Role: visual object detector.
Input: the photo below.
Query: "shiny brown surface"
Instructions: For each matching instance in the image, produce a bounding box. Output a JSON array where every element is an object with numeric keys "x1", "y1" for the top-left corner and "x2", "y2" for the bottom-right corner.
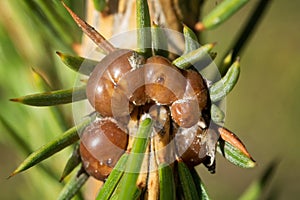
[
  {"x1": 175, "y1": 126, "x2": 207, "y2": 167},
  {"x1": 80, "y1": 118, "x2": 128, "y2": 181},
  {"x1": 86, "y1": 49, "x2": 134, "y2": 117},
  {"x1": 80, "y1": 143, "x2": 113, "y2": 181},
  {"x1": 183, "y1": 69, "x2": 211, "y2": 125},
  {"x1": 183, "y1": 69, "x2": 209, "y2": 111},
  {"x1": 145, "y1": 56, "x2": 186, "y2": 105},
  {"x1": 170, "y1": 98, "x2": 199, "y2": 128},
  {"x1": 117, "y1": 67, "x2": 148, "y2": 106}
]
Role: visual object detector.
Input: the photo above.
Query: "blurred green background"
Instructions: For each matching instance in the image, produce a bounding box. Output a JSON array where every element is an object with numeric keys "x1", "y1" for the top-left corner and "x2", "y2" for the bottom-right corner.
[{"x1": 0, "y1": 0, "x2": 299, "y2": 199}]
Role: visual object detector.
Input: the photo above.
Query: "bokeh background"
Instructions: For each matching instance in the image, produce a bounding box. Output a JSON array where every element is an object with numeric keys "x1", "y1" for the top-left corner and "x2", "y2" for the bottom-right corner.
[{"x1": 0, "y1": 0, "x2": 299, "y2": 199}]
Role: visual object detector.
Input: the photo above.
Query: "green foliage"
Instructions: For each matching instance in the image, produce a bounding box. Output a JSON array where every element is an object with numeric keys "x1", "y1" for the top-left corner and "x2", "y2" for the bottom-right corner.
[
  {"x1": 10, "y1": 86, "x2": 87, "y2": 106},
  {"x1": 0, "y1": 1, "x2": 83, "y2": 199},
  {"x1": 209, "y1": 58, "x2": 240, "y2": 102},
  {"x1": 217, "y1": 139, "x2": 256, "y2": 168},
  {"x1": 178, "y1": 161, "x2": 200, "y2": 200},
  {"x1": 60, "y1": 143, "x2": 81, "y2": 182},
  {"x1": 96, "y1": 153, "x2": 129, "y2": 200},
  {"x1": 56, "y1": 51, "x2": 98, "y2": 75},
  {"x1": 172, "y1": 43, "x2": 215, "y2": 69},
  {"x1": 159, "y1": 163, "x2": 176, "y2": 200},
  {"x1": 10, "y1": 115, "x2": 94, "y2": 177},
  {"x1": 199, "y1": 0, "x2": 249, "y2": 30},
  {"x1": 152, "y1": 23, "x2": 169, "y2": 57},
  {"x1": 183, "y1": 24, "x2": 200, "y2": 54},
  {"x1": 136, "y1": 0, "x2": 152, "y2": 57},
  {"x1": 117, "y1": 118, "x2": 153, "y2": 199},
  {"x1": 57, "y1": 167, "x2": 88, "y2": 200}
]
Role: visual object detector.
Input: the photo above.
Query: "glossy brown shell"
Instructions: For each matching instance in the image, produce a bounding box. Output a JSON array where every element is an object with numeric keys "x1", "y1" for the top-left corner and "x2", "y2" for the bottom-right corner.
[
  {"x1": 183, "y1": 69, "x2": 211, "y2": 125},
  {"x1": 170, "y1": 98, "x2": 200, "y2": 128},
  {"x1": 86, "y1": 49, "x2": 134, "y2": 117},
  {"x1": 80, "y1": 118, "x2": 128, "y2": 181},
  {"x1": 144, "y1": 56, "x2": 186, "y2": 105},
  {"x1": 117, "y1": 66, "x2": 148, "y2": 106},
  {"x1": 175, "y1": 126, "x2": 207, "y2": 167}
]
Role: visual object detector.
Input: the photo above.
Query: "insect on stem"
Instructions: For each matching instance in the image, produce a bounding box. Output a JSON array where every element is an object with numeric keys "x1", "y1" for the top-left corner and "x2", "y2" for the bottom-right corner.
[{"x1": 62, "y1": 1, "x2": 116, "y2": 54}]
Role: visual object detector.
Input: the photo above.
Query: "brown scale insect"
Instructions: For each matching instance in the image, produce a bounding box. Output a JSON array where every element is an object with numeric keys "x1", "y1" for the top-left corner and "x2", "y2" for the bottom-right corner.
[
  {"x1": 80, "y1": 118, "x2": 128, "y2": 181},
  {"x1": 175, "y1": 125, "x2": 219, "y2": 170},
  {"x1": 144, "y1": 56, "x2": 186, "y2": 105},
  {"x1": 86, "y1": 49, "x2": 136, "y2": 117}
]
